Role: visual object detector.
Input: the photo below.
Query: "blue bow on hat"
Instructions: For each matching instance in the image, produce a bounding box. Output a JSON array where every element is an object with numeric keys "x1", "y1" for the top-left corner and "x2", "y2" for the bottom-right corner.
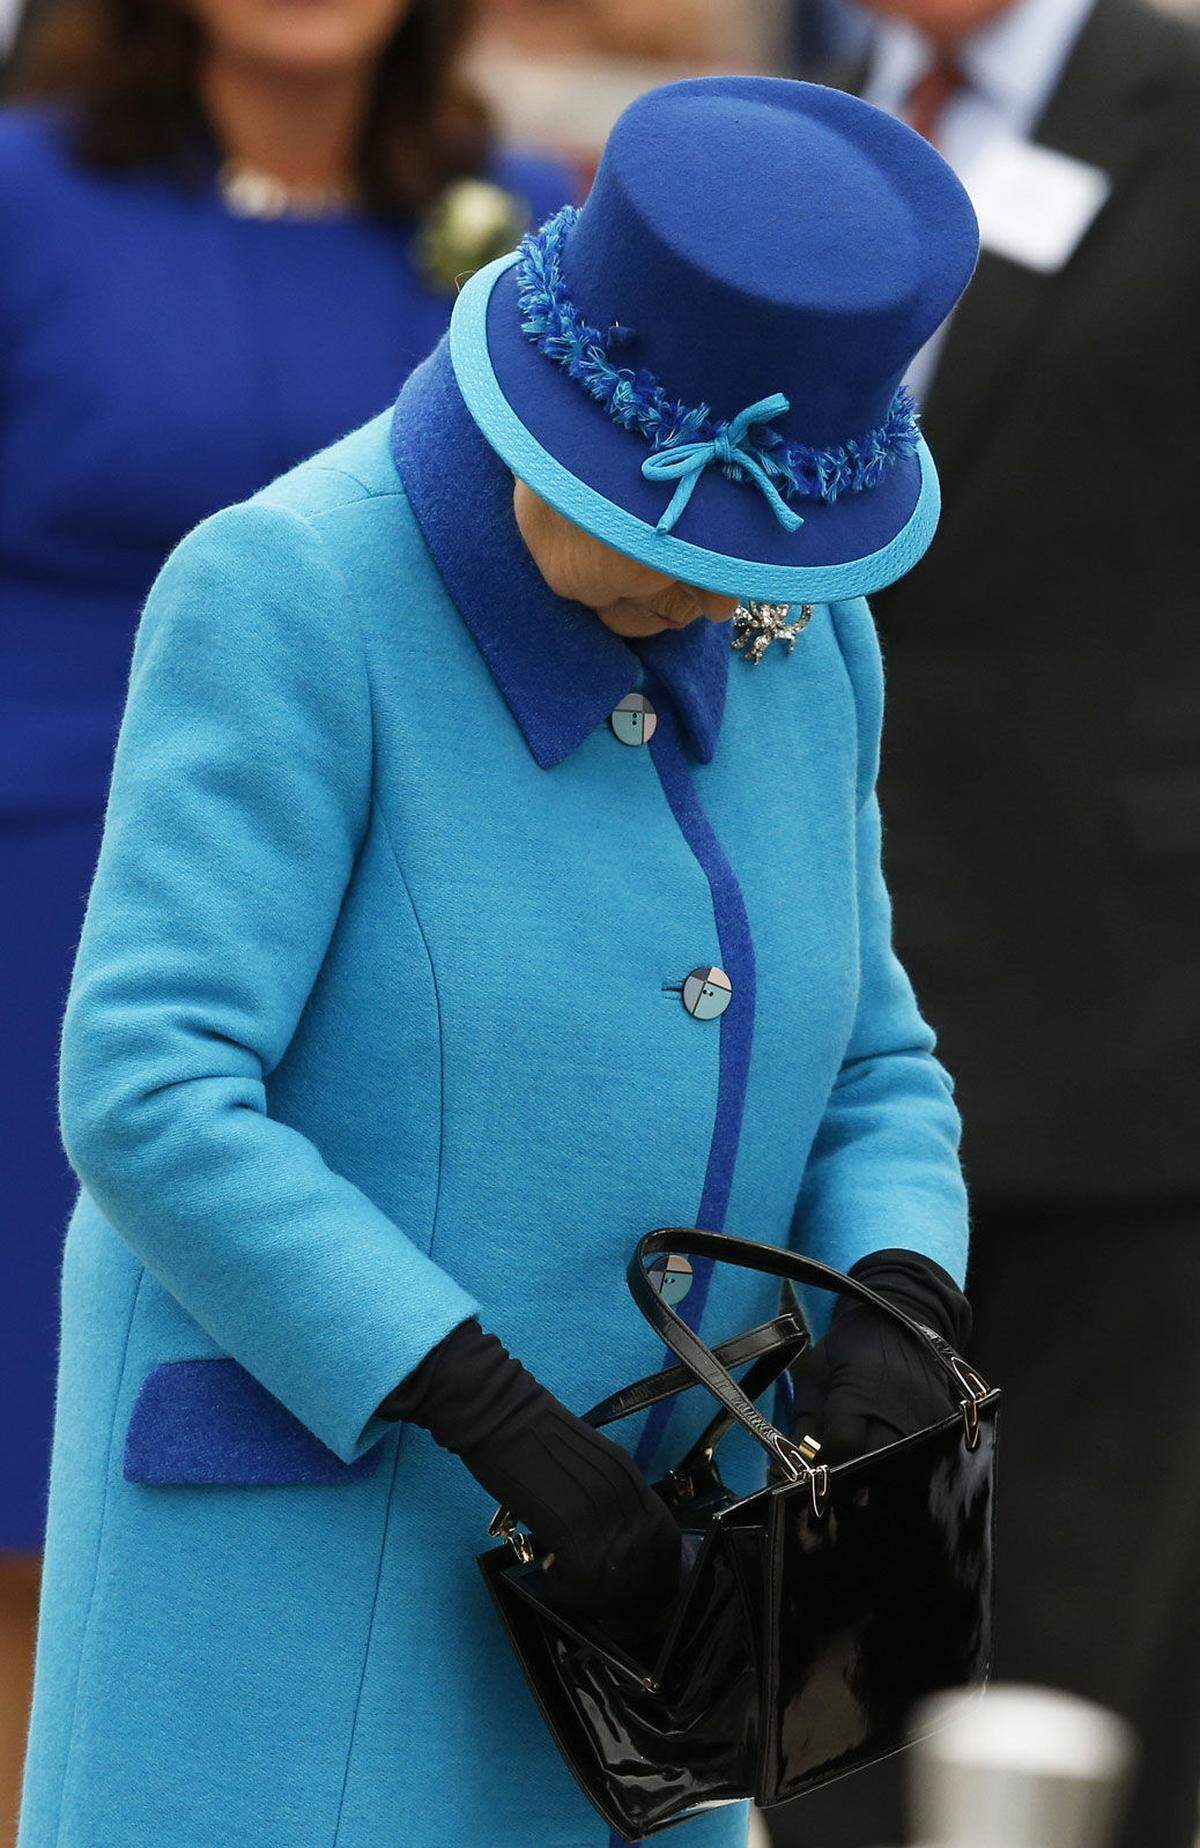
[{"x1": 641, "y1": 393, "x2": 805, "y2": 536}]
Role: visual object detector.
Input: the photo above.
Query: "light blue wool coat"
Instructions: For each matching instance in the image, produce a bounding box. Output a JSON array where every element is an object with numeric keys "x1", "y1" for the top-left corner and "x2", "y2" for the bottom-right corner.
[{"x1": 21, "y1": 343, "x2": 969, "y2": 1848}]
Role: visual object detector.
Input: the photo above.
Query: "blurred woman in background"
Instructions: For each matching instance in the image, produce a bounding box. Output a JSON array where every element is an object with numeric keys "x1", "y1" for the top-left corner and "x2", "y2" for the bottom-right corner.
[{"x1": 0, "y1": 0, "x2": 570, "y2": 1824}]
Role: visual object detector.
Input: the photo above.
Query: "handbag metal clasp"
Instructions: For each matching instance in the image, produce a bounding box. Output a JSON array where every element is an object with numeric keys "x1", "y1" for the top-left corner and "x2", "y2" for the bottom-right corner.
[
  {"x1": 488, "y1": 1504, "x2": 535, "y2": 1564},
  {"x1": 769, "y1": 1434, "x2": 824, "y2": 1522},
  {"x1": 807, "y1": 1464, "x2": 830, "y2": 1518},
  {"x1": 949, "y1": 1355, "x2": 991, "y2": 1451},
  {"x1": 769, "y1": 1430, "x2": 821, "y2": 1480},
  {"x1": 768, "y1": 1431, "x2": 829, "y2": 1515}
]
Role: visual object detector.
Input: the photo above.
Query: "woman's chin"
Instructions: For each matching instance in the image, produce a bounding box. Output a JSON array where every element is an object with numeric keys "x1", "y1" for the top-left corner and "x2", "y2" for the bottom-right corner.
[
  {"x1": 596, "y1": 603, "x2": 690, "y2": 639},
  {"x1": 229, "y1": 18, "x2": 384, "y2": 79}
]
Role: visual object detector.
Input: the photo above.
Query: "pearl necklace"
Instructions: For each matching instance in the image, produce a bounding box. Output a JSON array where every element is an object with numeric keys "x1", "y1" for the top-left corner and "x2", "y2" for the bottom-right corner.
[{"x1": 217, "y1": 160, "x2": 358, "y2": 221}]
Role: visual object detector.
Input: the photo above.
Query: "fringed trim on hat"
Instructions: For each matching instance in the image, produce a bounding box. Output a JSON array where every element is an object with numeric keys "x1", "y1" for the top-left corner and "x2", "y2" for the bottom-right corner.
[{"x1": 515, "y1": 205, "x2": 921, "y2": 509}]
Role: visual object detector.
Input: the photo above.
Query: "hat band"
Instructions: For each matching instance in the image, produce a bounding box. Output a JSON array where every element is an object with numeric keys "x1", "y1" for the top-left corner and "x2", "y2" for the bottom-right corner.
[{"x1": 516, "y1": 205, "x2": 921, "y2": 537}]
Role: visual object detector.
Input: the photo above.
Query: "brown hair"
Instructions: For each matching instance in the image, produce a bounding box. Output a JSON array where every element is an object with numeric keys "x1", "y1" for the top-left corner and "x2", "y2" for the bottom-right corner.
[{"x1": 9, "y1": 0, "x2": 493, "y2": 217}]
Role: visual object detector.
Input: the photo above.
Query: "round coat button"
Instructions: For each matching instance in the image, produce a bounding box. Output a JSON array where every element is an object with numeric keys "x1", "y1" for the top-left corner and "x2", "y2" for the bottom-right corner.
[
  {"x1": 647, "y1": 1252, "x2": 694, "y2": 1306},
  {"x1": 682, "y1": 966, "x2": 733, "y2": 1019},
  {"x1": 610, "y1": 691, "x2": 657, "y2": 746}
]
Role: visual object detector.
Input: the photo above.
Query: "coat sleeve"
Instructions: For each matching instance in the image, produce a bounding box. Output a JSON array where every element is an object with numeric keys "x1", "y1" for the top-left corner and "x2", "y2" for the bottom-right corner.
[
  {"x1": 790, "y1": 597, "x2": 969, "y2": 1305},
  {"x1": 59, "y1": 499, "x2": 480, "y2": 1463}
]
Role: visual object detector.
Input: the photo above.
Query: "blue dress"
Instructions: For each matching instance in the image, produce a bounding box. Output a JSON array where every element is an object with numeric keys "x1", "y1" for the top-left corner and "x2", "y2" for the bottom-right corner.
[{"x1": 0, "y1": 103, "x2": 572, "y2": 1551}]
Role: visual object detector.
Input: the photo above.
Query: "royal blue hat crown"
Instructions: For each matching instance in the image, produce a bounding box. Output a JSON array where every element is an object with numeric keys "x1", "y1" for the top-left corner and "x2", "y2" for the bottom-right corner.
[{"x1": 450, "y1": 77, "x2": 979, "y2": 601}]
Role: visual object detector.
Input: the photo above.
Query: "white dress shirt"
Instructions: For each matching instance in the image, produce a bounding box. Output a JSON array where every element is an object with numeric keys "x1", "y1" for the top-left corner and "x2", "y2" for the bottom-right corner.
[
  {"x1": 863, "y1": 0, "x2": 1097, "y2": 395},
  {"x1": 1, "y1": 0, "x2": 24, "y2": 55}
]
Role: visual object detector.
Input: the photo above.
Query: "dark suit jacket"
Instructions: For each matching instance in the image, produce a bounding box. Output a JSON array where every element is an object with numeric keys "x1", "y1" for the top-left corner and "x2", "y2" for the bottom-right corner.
[{"x1": 855, "y1": 0, "x2": 1200, "y2": 1205}]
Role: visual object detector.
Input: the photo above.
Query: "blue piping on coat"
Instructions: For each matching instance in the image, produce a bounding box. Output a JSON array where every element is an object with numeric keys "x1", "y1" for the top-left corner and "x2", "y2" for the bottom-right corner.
[{"x1": 631, "y1": 679, "x2": 757, "y2": 1477}]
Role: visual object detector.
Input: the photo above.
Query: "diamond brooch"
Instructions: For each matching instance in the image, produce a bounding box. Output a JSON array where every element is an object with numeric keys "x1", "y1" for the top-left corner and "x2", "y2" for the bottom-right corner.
[{"x1": 731, "y1": 602, "x2": 814, "y2": 665}]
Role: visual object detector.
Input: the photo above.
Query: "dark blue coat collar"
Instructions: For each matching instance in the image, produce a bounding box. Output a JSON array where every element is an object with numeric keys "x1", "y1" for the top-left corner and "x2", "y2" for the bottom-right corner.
[{"x1": 390, "y1": 340, "x2": 729, "y2": 769}]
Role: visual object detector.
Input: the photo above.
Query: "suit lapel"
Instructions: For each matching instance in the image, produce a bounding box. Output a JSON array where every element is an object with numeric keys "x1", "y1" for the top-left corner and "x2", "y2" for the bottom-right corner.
[{"x1": 918, "y1": 0, "x2": 1179, "y2": 488}]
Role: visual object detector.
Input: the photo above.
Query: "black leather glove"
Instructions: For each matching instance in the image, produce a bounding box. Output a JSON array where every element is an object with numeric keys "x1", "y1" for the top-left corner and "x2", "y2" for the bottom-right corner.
[
  {"x1": 789, "y1": 1249, "x2": 972, "y2": 1464},
  {"x1": 378, "y1": 1318, "x2": 682, "y2": 1621}
]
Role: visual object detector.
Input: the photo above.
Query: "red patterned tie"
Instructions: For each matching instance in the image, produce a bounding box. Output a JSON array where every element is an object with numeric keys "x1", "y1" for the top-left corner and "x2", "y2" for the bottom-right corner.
[{"x1": 903, "y1": 53, "x2": 967, "y2": 146}]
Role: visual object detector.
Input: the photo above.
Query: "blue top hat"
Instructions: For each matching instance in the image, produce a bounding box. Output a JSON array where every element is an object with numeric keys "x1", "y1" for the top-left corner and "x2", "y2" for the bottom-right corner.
[{"x1": 450, "y1": 77, "x2": 979, "y2": 602}]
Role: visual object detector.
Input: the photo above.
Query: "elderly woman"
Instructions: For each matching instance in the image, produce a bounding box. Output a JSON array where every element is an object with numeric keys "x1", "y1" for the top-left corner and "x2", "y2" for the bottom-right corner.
[{"x1": 21, "y1": 77, "x2": 979, "y2": 1848}]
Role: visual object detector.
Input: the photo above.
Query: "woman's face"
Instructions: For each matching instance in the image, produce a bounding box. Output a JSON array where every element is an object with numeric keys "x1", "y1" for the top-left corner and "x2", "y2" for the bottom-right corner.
[
  {"x1": 858, "y1": 0, "x2": 1012, "y2": 42},
  {"x1": 513, "y1": 481, "x2": 739, "y2": 640},
  {"x1": 185, "y1": 0, "x2": 411, "y2": 76}
]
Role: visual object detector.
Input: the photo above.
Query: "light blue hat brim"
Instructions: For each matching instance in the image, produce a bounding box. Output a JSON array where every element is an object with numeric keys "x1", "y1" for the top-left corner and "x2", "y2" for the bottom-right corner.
[{"x1": 450, "y1": 252, "x2": 941, "y2": 603}]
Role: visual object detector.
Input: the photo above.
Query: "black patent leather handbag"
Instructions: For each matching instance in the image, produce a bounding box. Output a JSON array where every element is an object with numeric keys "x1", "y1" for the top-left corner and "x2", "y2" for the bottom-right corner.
[{"x1": 479, "y1": 1227, "x2": 999, "y2": 1841}]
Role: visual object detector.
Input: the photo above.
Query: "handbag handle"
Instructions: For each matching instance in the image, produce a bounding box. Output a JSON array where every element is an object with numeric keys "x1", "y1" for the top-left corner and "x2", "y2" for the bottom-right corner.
[
  {"x1": 582, "y1": 1310, "x2": 807, "y2": 1430},
  {"x1": 488, "y1": 1228, "x2": 990, "y2": 1556},
  {"x1": 487, "y1": 1309, "x2": 809, "y2": 1558},
  {"x1": 628, "y1": 1227, "x2": 990, "y2": 1485}
]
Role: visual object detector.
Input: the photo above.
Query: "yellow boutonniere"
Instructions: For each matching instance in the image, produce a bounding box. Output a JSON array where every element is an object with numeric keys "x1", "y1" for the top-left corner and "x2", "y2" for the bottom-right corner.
[{"x1": 416, "y1": 179, "x2": 531, "y2": 294}]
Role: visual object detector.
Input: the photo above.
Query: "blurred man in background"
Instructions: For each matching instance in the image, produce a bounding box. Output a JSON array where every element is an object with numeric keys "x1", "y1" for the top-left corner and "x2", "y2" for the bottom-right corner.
[{"x1": 771, "y1": 0, "x2": 1200, "y2": 1844}]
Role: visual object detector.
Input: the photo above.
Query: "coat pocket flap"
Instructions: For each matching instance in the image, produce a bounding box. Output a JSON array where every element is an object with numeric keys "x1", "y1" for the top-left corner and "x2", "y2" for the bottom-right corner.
[{"x1": 124, "y1": 1358, "x2": 383, "y2": 1487}]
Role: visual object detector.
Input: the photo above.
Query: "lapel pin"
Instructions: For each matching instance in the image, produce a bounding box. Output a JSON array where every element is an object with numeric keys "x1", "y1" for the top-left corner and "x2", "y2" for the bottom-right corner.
[{"x1": 732, "y1": 602, "x2": 813, "y2": 664}]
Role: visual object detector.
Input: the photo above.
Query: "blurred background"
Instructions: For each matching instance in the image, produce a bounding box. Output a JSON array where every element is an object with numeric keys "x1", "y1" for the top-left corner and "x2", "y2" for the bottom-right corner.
[{"x1": 1, "y1": 1, "x2": 1197, "y2": 1845}]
